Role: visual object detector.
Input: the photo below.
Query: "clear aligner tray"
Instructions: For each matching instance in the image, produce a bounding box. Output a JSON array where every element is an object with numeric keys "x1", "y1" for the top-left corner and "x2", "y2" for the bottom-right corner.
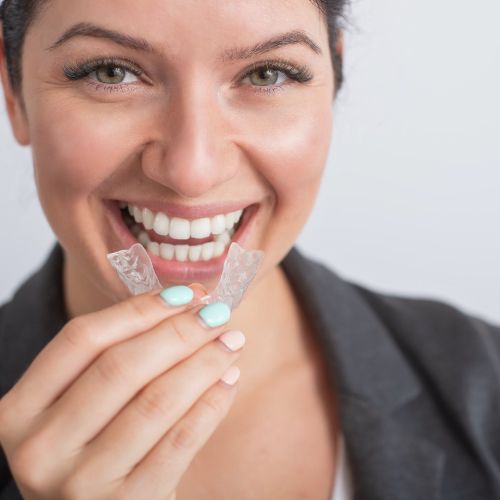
[{"x1": 107, "y1": 242, "x2": 264, "y2": 310}]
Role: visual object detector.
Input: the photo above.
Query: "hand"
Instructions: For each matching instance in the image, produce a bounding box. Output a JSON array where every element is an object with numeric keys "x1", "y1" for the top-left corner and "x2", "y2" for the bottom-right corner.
[{"x1": 0, "y1": 284, "x2": 244, "y2": 499}]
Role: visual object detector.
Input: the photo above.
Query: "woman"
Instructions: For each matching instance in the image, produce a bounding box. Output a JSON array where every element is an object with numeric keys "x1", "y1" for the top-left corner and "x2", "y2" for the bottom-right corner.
[{"x1": 0, "y1": 1, "x2": 499, "y2": 499}]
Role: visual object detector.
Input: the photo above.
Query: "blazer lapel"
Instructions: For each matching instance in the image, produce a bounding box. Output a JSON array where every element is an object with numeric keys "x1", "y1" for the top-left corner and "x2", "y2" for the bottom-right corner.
[
  {"x1": 281, "y1": 246, "x2": 446, "y2": 500},
  {"x1": 0, "y1": 243, "x2": 68, "y2": 398}
]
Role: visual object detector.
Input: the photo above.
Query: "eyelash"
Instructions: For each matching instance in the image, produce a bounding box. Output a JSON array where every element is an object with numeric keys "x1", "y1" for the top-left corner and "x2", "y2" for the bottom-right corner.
[{"x1": 62, "y1": 56, "x2": 314, "y2": 96}]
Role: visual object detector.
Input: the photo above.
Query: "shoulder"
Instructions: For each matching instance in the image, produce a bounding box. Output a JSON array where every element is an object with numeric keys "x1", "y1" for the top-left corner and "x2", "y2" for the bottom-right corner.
[
  {"x1": 290, "y1": 245, "x2": 500, "y2": 361},
  {"x1": 0, "y1": 243, "x2": 67, "y2": 398},
  {"x1": 283, "y1": 247, "x2": 500, "y2": 497},
  {"x1": 285, "y1": 245, "x2": 500, "y2": 351},
  {"x1": 283, "y1": 245, "x2": 500, "y2": 405},
  {"x1": 352, "y1": 280, "x2": 500, "y2": 370}
]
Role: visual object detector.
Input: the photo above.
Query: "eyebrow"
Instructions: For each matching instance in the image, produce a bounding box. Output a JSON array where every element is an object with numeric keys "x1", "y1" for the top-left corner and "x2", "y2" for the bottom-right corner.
[
  {"x1": 220, "y1": 29, "x2": 322, "y2": 61},
  {"x1": 46, "y1": 22, "x2": 322, "y2": 61}
]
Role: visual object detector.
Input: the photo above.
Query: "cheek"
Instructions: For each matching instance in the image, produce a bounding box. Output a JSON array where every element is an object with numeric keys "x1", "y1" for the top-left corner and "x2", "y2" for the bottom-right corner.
[
  {"x1": 29, "y1": 98, "x2": 140, "y2": 204},
  {"x1": 239, "y1": 97, "x2": 333, "y2": 229}
]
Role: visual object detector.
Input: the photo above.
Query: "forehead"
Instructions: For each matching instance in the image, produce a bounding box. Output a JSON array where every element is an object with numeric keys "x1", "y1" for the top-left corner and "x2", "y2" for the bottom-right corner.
[{"x1": 32, "y1": 0, "x2": 327, "y2": 61}]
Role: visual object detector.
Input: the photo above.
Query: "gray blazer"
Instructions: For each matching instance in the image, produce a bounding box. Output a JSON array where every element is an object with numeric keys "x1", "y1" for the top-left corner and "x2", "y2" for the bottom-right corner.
[{"x1": 1, "y1": 243, "x2": 500, "y2": 500}]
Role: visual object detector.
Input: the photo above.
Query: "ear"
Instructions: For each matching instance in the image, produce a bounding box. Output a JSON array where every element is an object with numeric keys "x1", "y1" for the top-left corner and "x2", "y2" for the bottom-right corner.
[
  {"x1": 335, "y1": 29, "x2": 344, "y2": 58},
  {"x1": 0, "y1": 31, "x2": 30, "y2": 146},
  {"x1": 332, "y1": 30, "x2": 344, "y2": 99}
]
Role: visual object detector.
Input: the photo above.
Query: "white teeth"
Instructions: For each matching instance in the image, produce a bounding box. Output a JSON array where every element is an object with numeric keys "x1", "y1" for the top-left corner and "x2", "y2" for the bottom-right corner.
[
  {"x1": 142, "y1": 208, "x2": 155, "y2": 231},
  {"x1": 127, "y1": 204, "x2": 245, "y2": 239},
  {"x1": 201, "y1": 242, "x2": 215, "y2": 261},
  {"x1": 225, "y1": 212, "x2": 235, "y2": 230},
  {"x1": 147, "y1": 241, "x2": 160, "y2": 256},
  {"x1": 137, "y1": 232, "x2": 231, "y2": 263},
  {"x1": 169, "y1": 217, "x2": 191, "y2": 240},
  {"x1": 188, "y1": 244, "x2": 202, "y2": 262},
  {"x1": 153, "y1": 212, "x2": 169, "y2": 236},
  {"x1": 125, "y1": 203, "x2": 248, "y2": 261},
  {"x1": 133, "y1": 206, "x2": 143, "y2": 224},
  {"x1": 215, "y1": 230, "x2": 231, "y2": 246},
  {"x1": 175, "y1": 244, "x2": 189, "y2": 262},
  {"x1": 210, "y1": 214, "x2": 226, "y2": 235},
  {"x1": 190, "y1": 217, "x2": 211, "y2": 239},
  {"x1": 214, "y1": 241, "x2": 225, "y2": 257},
  {"x1": 160, "y1": 243, "x2": 175, "y2": 260}
]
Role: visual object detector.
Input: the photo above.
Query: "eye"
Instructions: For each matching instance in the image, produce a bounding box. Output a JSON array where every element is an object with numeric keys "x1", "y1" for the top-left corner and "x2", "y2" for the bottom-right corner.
[
  {"x1": 246, "y1": 67, "x2": 287, "y2": 87},
  {"x1": 93, "y1": 64, "x2": 139, "y2": 85},
  {"x1": 63, "y1": 57, "x2": 143, "y2": 91},
  {"x1": 238, "y1": 59, "x2": 313, "y2": 94}
]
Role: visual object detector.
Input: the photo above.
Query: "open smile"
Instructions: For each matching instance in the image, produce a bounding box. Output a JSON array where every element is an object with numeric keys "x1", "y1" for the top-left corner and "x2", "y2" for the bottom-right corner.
[{"x1": 106, "y1": 200, "x2": 260, "y2": 283}]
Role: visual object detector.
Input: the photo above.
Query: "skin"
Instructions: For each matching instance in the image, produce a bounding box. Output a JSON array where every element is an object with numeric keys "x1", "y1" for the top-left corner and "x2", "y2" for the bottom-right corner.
[{"x1": 1, "y1": 0, "x2": 344, "y2": 497}]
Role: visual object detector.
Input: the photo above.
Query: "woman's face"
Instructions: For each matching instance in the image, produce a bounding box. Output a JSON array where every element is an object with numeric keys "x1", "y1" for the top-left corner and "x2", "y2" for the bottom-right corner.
[{"x1": 2, "y1": 0, "x2": 335, "y2": 304}]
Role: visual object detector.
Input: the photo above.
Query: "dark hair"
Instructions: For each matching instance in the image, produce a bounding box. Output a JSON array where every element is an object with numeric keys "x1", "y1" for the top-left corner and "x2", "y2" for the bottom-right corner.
[{"x1": 0, "y1": 0, "x2": 348, "y2": 97}]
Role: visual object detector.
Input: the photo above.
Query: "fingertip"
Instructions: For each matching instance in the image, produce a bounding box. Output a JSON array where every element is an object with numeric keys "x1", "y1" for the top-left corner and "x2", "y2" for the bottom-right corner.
[{"x1": 188, "y1": 283, "x2": 210, "y2": 300}]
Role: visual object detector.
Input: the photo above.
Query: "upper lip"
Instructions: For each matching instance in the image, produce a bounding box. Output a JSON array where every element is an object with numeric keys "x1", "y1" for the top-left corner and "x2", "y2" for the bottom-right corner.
[{"x1": 118, "y1": 200, "x2": 256, "y2": 219}]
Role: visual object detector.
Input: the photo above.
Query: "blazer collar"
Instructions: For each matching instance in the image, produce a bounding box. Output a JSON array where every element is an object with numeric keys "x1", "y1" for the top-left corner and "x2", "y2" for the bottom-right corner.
[
  {"x1": 1, "y1": 242, "x2": 445, "y2": 498},
  {"x1": 281, "y1": 246, "x2": 446, "y2": 500}
]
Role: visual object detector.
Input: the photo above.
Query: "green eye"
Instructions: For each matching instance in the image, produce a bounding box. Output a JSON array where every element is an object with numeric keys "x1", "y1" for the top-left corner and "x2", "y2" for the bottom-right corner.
[
  {"x1": 239, "y1": 60, "x2": 313, "y2": 91},
  {"x1": 248, "y1": 67, "x2": 282, "y2": 86},
  {"x1": 95, "y1": 65, "x2": 127, "y2": 84}
]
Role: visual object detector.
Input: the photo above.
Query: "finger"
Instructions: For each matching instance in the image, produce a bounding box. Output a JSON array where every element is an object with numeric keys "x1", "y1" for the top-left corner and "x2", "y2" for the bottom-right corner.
[
  {"x1": 36, "y1": 302, "x2": 237, "y2": 454},
  {"x1": 72, "y1": 338, "x2": 242, "y2": 487},
  {"x1": 6, "y1": 284, "x2": 207, "y2": 417},
  {"x1": 120, "y1": 378, "x2": 239, "y2": 500}
]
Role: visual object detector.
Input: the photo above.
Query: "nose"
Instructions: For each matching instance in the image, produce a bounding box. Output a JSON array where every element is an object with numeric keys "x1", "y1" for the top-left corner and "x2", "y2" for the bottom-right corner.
[{"x1": 141, "y1": 80, "x2": 238, "y2": 199}]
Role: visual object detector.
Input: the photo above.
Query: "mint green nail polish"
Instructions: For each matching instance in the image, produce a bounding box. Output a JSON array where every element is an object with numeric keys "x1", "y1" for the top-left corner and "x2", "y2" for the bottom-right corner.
[
  {"x1": 199, "y1": 302, "x2": 231, "y2": 328},
  {"x1": 160, "y1": 286, "x2": 194, "y2": 306}
]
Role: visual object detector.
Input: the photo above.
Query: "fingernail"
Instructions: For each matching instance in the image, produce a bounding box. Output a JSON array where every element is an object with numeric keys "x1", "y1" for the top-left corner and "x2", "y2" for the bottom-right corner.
[
  {"x1": 160, "y1": 285, "x2": 194, "y2": 306},
  {"x1": 198, "y1": 302, "x2": 231, "y2": 328},
  {"x1": 220, "y1": 366, "x2": 241, "y2": 386},
  {"x1": 218, "y1": 330, "x2": 245, "y2": 351}
]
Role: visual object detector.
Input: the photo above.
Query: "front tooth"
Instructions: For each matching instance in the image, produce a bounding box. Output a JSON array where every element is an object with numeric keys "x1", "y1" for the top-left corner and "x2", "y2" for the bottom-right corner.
[
  {"x1": 128, "y1": 204, "x2": 134, "y2": 216},
  {"x1": 160, "y1": 243, "x2": 175, "y2": 260},
  {"x1": 201, "y1": 242, "x2": 215, "y2": 261},
  {"x1": 211, "y1": 214, "x2": 226, "y2": 235},
  {"x1": 215, "y1": 230, "x2": 231, "y2": 246},
  {"x1": 225, "y1": 212, "x2": 235, "y2": 230},
  {"x1": 169, "y1": 218, "x2": 191, "y2": 239},
  {"x1": 190, "y1": 218, "x2": 211, "y2": 239},
  {"x1": 142, "y1": 208, "x2": 155, "y2": 230},
  {"x1": 133, "y1": 206, "x2": 143, "y2": 223},
  {"x1": 175, "y1": 244, "x2": 189, "y2": 261},
  {"x1": 153, "y1": 212, "x2": 169, "y2": 236},
  {"x1": 214, "y1": 241, "x2": 225, "y2": 257},
  {"x1": 147, "y1": 241, "x2": 160, "y2": 256},
  {"x1": 188, "y1": 244, "x2": 202, "y2": 262}
]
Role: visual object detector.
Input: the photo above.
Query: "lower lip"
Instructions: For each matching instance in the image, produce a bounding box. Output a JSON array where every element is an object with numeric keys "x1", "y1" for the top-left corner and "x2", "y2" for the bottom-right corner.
[{"x1": 105, "y1": 201, "x2": 259, "y2": 283}]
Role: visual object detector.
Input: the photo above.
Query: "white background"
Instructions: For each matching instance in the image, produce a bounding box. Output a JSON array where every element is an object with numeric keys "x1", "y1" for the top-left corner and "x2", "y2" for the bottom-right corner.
[{"x1": 1, "y1": 0, "x2": 499, "y2": 324}]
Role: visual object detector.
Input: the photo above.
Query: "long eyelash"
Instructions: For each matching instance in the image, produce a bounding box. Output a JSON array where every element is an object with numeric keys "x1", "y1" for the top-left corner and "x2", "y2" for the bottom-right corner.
[
  {"x1": 63, "y1": 57, "x2": 143, "y2": 81},
  {"x1": 239, "y1": 59, "x2": 314, "y2": 86},
  {"x1": 62, "y1": 56, "x2": 313, "y2": 95}
]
